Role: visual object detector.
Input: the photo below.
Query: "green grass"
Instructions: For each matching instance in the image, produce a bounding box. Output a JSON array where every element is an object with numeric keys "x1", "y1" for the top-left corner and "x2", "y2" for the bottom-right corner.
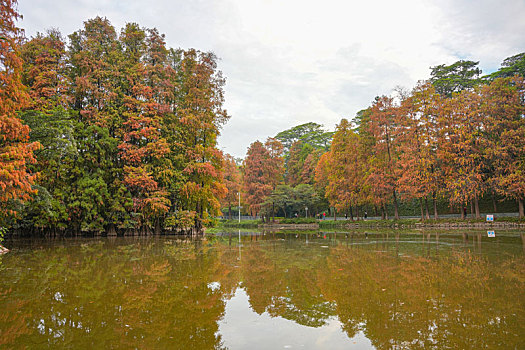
[
  {"x1": 266, "y1": 218, "x2": 318, "y2": 224},
  {"x1": 318, "y1": 216, "x2": 524, "y2": 228},
  {"x1": 210, "y1": 216, "x2": 523, "y2": 231},
  {"x1": 214, "y1": 219, "x2": 262, "y2": 229}
]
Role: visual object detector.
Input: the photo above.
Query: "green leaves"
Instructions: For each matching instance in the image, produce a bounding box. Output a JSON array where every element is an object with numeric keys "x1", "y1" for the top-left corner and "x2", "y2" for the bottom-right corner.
[{"x1": 430, "y1": 60, "x2": 482, "y2": 97}]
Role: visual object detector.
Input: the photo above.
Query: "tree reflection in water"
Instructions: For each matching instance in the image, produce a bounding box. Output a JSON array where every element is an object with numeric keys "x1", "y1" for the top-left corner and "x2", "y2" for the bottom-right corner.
[{"x1": 0, "y1": 231, "x2": 523, "y2": 349}]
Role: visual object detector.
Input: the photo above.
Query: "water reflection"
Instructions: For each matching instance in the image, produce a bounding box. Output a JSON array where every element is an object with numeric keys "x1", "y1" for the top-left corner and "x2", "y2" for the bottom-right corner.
[{"x1": 0, "y1": 231, "x2": 523, "y2": 349}]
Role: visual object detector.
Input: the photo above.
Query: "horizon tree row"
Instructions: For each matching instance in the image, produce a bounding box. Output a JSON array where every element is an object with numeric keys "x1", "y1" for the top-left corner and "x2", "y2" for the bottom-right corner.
[
  {"x1": 316, "y1": 76, "x2": 525, "y2": 219},
  {"x1": 239, "y1": 57, "x2": 525, "y2": 220}
]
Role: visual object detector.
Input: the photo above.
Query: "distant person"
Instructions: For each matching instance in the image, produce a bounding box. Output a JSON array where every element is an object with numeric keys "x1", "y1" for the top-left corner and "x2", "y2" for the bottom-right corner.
[
  {"x1": 463, "y1": 206, "x2": 467, "y2": 218},
  {"x1": 345, "y1": 213, "x2": 348, "y2": 220},
  {"x1": 364, "y1": 211, "x2": 368, "y2": 219}
]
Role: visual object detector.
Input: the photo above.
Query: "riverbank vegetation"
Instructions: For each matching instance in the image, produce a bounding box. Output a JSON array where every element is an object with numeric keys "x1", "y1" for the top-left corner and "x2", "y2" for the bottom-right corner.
[
  {"x1": 2, "y1": 0, "x2": 524, "y2": 237},
  {"x1": 238, "y1": 60, "x2": 525, "y2": 223}
]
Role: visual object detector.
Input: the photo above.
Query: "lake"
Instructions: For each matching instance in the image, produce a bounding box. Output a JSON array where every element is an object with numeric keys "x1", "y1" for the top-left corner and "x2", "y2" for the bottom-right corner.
[{"x1": 1, "y1": 229, "x2": 524, "y2": 349}]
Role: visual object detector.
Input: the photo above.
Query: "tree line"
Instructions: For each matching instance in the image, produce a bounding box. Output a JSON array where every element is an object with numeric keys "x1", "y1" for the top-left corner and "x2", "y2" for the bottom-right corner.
[
  {"x1": 239, "y1": 58, "x2": 525, "y2": 220},
  {"x1": 1, "y1": 1, "x2": 228, "y2": 235},
  {"x1": 2, "y1": 0, "x2": 524, "y2": 236}
]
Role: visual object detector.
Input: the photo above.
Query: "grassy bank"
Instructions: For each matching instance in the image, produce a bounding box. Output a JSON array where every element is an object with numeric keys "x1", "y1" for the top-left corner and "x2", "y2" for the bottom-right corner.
[
  {"x1": 319, "y1": 217, "x2": 525, "y2": 229},
  {"x1": 210, "y1": 216, "x2": 525, "y2": 231}
]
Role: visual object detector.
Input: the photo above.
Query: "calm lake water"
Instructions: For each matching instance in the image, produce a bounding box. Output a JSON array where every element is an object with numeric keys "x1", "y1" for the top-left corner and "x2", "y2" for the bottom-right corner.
[{"x1": 1, "y1": 230, "x2": 524, "y2": 349}]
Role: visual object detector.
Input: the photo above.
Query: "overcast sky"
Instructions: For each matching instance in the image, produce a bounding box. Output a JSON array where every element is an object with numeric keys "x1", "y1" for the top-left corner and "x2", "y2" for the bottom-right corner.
[{"x1": 18, "y1": 0, "x2": 525, "y2": 158}]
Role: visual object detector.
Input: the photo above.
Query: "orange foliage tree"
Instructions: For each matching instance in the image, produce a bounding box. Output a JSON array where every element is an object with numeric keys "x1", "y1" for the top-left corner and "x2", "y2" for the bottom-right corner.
[
  {"x1": 365, "y1": 96, "x2": 401, "y2": 219},
  {"x1": 243, "y1": 138, "x2": 284, "y2": 217},
  {"x1": 0, "y1": 0, "x2": 40, "y2": 223},
  {"x1": 481, "y1": 77, "x2": 525, "y2": 218},
  {"x1": 396, "y1": 83, "x2": 443, "y2": 219},
  {"x1": 438, "y1": 89, "x2": 486, "y2": 218},
  {"x1": 317, "y1": 119, "x2": 365, "y2": 219},
  {"x1": 221, "y1": 154, "x2": 241, "y2": 219}
]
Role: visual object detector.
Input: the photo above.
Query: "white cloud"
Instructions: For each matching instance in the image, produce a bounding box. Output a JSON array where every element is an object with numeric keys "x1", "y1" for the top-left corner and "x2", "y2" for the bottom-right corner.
[{"x1": 18, "y1": 0, "x2": 525, "y2": 158}]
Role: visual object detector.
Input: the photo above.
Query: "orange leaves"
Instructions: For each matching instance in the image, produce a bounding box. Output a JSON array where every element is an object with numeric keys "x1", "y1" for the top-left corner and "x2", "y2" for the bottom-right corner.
[
  {"x1": 317, "y1": 119, "x2": 365, "y2": 211},
  {"x1": 143, "y1": 191, "x2": 170, "y2": 217},
  {"x1": 222, "y1": 153, "x2": 241, "y2": 206},
  {"x1": 243, "y1": 139, "x2": 284, "y2": 214},
  {"x1": 183, "y1": 162, "x2": 218, "y2": 178},
  {"x1": 0, "y1": 1, "x2": 41, "y2": 221},
  {"x1": 123, "y1": 166, "x2": 158, "y2": 192}
]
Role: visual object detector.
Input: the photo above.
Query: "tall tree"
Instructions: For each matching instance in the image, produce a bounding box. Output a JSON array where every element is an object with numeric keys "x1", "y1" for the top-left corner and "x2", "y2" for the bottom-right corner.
[
  {"x1": 275, "y1": 122, "x2": 332, "y2": 156},
  {"x1": 322, "y1": 119, "x2": 364, "y2": 219},
  {"x1": 430, "y1": 60, "x2": 482, "y2": 97},
  {"x1": 286, "y1": 141, "x2": 319, "y2": 186},
  {"x1": 481, "y1": 77, "x2": 525, "y2": 217},
  {"x1": 172, "y1": 49, "x2": 229, "y2": 231},
  {"x1": 396, "y1": 82, "x2": 442, "y2": 219},
  {"x1": 221, "y1": 153, "x2": 241, "y2": 219},
  {"x1": 488, "y1": 52, "x2": 525, "y2": 80},
  {"x1": 243, "y1": 139, "x2": 284, "y2": 216},
  {"x1": 365, "y1": 96, "x2": 401, "y2": 219},
  {"x1": 0, "y1": 0, "x2": 40, "y2": 224},
  {"x1": 438, "y1": 88, "x2": 485, "y2": 218},
  {"x1": 20, "y1": 29, "x2": 67, "y2": 110}
]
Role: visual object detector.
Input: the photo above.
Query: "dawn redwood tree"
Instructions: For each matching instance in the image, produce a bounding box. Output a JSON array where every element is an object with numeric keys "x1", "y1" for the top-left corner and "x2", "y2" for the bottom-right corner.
[
  {"x1": 481, "y1": 77, "x2": 525, "y2": 218},
  {"x1": 243, "y1": 139, "x2": 284, "y2": 217},
  {"x1": 118, "y1": 25, "x2": 171, "y2": 232},
  {"x1": 20, "y1": 29, "x2": 68, "y2": 110},
  {"x1": 64, "y1": 17, "x2": 129, "y2": 233},
  {"x1": 438, "y1": 88, "x2": 486, "y2": 218},
  {"x1": 0, "y1": 0, "x2": 40, "y2": 224},
  {"x1": 366, "y1": 96, "x2": 401, "y2": 219},
  {"x1": 314, "y1": 151, "x2": 331, "y2": 202},
  {"x1": 174, "y1": 49, "x2": 229, "y2": 231},
  {"x1": 323, "y1": 119, "x2": 364, "y2": 219},
  {"x1": 396, "y1": 83, "x2": 442, "y2": 219},
  {"x1": 221, "y1": 154, "x2": 241, "y2": 220},
  {"x1": 299, "y1": 151, "x2": 320, "y2": 185}
]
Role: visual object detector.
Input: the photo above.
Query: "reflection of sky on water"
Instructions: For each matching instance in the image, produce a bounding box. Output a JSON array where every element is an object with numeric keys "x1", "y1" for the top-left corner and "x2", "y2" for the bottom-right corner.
[{"x1": 219, "y1": 287, "x2": 373, "y2": 349}]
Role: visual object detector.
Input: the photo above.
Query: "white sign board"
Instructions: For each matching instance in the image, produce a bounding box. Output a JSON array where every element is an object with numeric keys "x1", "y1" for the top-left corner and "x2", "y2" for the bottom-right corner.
[
  {"x1": 486, "y1": 214, "x2": 494, "y2": 222},
  {"x1": 487, "y1": 231, "x2": 495, "y2": 237}
]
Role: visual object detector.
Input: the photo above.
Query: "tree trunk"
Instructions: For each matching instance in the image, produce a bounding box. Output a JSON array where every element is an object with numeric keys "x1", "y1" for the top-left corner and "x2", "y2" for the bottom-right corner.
[
  {"x1": 474, "y1": 196, "x2": 480, "y2": 219},
  {"x1": 424, "y1": 198, "x2": 430, "y2": 220},
  {"x1": 106, "y1": 224, "x2": 116, "y2": 236},
  {"x1": 383, "y1": 203, "x2": 389, "y2": 220},
  {"x1": 420, "y1": 198, "x2": 425, "y2": 221},
  {"x1": 433, "y1": 192, "x2": 439, "y2": 219},
  {"x1": 492, "y1": 190, "x2": 497, "y2": 213},
  {"x1": 519, "y1": 198, "x2": 524, "y2": 218},
  {"x1": 349, "y1": 206, "x2": 354, "y2": 221},
  {"x1": 228, "y1": 203, "x2": 232, "y2": 220},
  {"x1": 155, "y1": 219, "x2": 161, "y2": 235},
  {"x1": 393, "y1": 189, "x2": 399, "y2": 220},
  {"x1": 356, "y1": 206, "x2": 360, "y2": 221},
  {"x1": 374, "y1": 205, "x2": 379, "y2": 217},
  {"x1": 381, "y1": 205, "x2": 385, "y2": 220},
  {"x1": 272, "y1": 202, "x2": 275, "y2": 222},
  {"x1": 333, "y1": 208, "x2": 337, "y2": 221},
  {"x1": 470, "y1": 200, "x2": 474, "y2": 215}
]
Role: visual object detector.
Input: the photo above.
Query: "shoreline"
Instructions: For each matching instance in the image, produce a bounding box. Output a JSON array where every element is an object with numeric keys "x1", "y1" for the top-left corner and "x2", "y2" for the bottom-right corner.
[{"x1": 217, "y1": 218, "x2": 525, "y2": 230}]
